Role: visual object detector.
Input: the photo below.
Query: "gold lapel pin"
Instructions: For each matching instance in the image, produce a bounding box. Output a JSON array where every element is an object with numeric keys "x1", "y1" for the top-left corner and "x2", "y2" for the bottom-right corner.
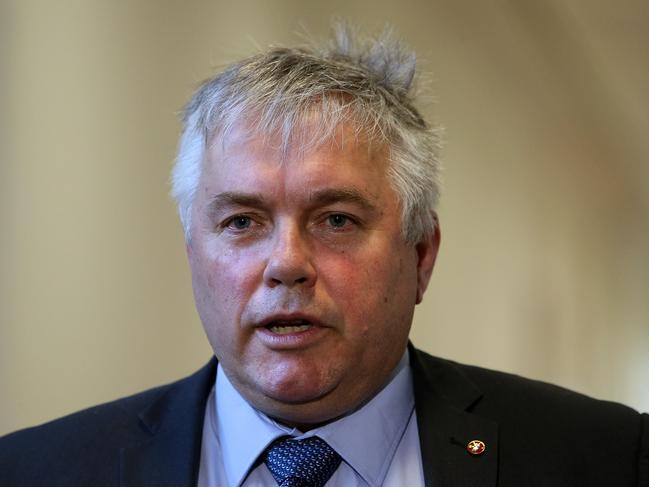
[{"x1": 467, "y1": 439, "x2": 486, "y2": 455}]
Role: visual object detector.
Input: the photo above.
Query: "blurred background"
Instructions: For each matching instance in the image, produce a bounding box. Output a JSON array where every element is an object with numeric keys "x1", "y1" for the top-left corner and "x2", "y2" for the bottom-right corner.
[{"x1": 2, "y1": 0, "x2": 648, "y2": 435}]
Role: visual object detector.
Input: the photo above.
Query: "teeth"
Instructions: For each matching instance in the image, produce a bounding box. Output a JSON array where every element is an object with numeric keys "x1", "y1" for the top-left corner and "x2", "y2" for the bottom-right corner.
[{"x1": 268, "y1": 322, "x2": 312, "y2": 334}]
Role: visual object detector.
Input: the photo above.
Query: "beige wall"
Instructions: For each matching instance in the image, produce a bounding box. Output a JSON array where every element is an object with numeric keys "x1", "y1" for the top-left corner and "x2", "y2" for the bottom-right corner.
[{"x1": 2, "y1": 0, "x2": 648, "y2": 435}]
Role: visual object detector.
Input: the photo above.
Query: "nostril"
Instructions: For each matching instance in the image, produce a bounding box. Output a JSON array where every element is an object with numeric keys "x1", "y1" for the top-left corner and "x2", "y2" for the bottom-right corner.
[{"x1": 262, "y1": 241, "x2": 316, "y2": 287}]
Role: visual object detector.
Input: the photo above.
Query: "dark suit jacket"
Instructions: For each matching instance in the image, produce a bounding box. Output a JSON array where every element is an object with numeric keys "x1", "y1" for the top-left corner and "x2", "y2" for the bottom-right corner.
[{"x1": 2, "y1": 346, "x2": 648, "y2": 486}]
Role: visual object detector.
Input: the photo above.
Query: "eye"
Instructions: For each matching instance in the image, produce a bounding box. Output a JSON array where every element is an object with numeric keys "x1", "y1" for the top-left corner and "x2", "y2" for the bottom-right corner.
[
  {"x1": 327, "y1": 214, "x2": 353, "y2": 228},
  {"x1": 225, "y1": 215, "x2": 253, "y2": 230}
]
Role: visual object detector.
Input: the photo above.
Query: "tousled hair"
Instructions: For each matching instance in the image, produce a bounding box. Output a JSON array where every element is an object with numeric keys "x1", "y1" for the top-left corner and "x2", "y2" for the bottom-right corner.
[{"x1": 171, "y1": 23, "x2": 442, "y2": 243}]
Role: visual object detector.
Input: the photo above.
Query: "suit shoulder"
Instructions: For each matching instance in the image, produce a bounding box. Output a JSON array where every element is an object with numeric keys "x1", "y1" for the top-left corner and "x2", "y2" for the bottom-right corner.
[
  {"x1": 2, "y1": 382, "x2": 167, "y2": 446},
  {"x1": 414, "y1": 348, "x2": 641, "y2": 420},
  {"x1": 412, "y1": 348, "x2": 648, "y2": 484},
  {"x1": 0, "y1": 384, "x2": 167, "y2": 485},
  {"x1": 0, "y1": 360, "x2": 216, "y2": 486},
  {"x1": 457, "y1": 359, "x2": 641, "y2": 420},
  {"x1": 422, "y1": 351, "x2": 644, "y2": 451}
]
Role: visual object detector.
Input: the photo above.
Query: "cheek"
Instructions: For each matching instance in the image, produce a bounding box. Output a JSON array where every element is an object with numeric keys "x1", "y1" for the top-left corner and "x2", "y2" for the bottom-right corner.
[
  {"x1": 323, "y1": 253, "x2": 397, "y2": 331},
  {"x1": 192, "y1": 245, "x2": 264, "y2": 325},
  {"x1": 354, "y1": 253, "x2": 415, "y2": 333}
]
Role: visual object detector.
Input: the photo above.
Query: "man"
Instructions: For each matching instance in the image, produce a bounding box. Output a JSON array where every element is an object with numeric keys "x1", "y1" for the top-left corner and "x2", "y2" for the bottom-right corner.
[{"x1": 1, "y1": 25, "x2": 648, "y2": 487}]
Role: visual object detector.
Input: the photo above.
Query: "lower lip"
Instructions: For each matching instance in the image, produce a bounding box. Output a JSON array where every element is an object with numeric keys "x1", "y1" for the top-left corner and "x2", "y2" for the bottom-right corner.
[{"x1": 255, "y1": 325, "x2": 329, "y2": 349}]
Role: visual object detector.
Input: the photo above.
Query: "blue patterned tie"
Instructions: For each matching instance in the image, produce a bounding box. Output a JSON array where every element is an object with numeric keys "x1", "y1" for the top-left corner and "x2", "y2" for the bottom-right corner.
[{"x1": 263, "y1": 436, "x2": 342, "y2": 487}]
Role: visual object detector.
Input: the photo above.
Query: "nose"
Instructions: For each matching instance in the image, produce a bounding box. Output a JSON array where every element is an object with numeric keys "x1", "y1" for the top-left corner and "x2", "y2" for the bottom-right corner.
[{"x1": 263, "y1": 222, "x2": 316, "y2": 288}]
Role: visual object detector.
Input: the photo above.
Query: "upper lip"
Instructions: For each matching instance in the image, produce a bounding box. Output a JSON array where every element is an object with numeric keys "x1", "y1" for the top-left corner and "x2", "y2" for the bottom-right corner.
[{"x1": 257, "y1": 313, "x2": 326, "y2": 329}]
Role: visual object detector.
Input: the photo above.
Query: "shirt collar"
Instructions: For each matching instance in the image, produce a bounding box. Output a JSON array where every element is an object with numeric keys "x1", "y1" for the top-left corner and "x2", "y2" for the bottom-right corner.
[
  {"x1": 212, "y1": 364, "x2": 292, "y2": 487},
  {"x1": 310, "y1": 351, "x2": 414, "y2": 486},
  {"x1": 213, "y1": 350, "x2": 414, "y2": 487}
]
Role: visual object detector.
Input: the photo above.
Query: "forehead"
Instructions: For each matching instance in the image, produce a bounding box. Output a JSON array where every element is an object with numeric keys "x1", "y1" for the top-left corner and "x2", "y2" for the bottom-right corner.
[{"x1": 203, "y1": 121, "x2": 390, "y2": 185}]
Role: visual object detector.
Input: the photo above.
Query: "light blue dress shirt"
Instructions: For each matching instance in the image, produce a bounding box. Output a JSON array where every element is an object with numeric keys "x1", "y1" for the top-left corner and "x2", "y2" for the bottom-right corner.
[{"x1": 197, "y1": 351, "x2": 425, "y2": 486}]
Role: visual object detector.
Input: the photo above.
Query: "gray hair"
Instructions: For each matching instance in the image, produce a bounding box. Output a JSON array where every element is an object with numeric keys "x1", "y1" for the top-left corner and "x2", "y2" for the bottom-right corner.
[{"x1": 171, "y1": 24, "x2": 442, "y2": 243}]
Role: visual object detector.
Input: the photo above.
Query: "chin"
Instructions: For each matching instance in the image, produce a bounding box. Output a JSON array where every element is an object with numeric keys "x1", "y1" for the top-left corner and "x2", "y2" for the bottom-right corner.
[
  {"x1": 244, "y1": 377, "x2": 354, "y2": 427},
  {"x1": 248, "y1": 359, "x2": 339, "y2": 403},
  {"x1": 260, "y1": 396, "x2": 350, "y2": 432},
  {"x1": 259, "y1": 378, "x2": 335, "y2": 406}
]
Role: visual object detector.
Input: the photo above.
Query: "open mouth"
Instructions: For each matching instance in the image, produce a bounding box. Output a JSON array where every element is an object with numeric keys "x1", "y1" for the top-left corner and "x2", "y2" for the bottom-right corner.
[{"x1": 265, "y1": 319, "x2": 312, "y2": 334}]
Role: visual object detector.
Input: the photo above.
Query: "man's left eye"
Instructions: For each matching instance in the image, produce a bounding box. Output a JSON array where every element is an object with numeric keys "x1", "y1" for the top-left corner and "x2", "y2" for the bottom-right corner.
[
  {"x1": 226, "y1": 216, "x2": 252, "y2": 230},
  {"x1": 328, "y1": 214, "x2": 352, "y2": 228}
]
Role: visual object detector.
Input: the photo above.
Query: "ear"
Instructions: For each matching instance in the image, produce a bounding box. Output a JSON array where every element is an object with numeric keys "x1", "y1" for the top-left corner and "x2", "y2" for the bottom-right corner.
[{"x1": 415, "y1": 214, "x2": 441, "y2": 304}]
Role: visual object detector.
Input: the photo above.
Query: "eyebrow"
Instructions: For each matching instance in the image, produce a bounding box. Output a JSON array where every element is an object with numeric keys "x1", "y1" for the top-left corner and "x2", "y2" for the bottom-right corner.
[
  {"x1": 209, "y1": 192, "x2": 267, "y2": 208},
  {"x1": 307, "y1": 188, "x2": 378, "y2": 213},
  {"x1": 206, "y1": 192, "x2": 268, "y2": 219}
]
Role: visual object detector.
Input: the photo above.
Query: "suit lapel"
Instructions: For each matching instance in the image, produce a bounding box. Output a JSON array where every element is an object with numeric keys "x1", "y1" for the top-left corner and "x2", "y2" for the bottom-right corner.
[
  {"x1": 410, "y1": 345, "x2": 498, "y2": 487},
  {"x1": 120, "y1": 358, "x2": 217, "y2": 487}
]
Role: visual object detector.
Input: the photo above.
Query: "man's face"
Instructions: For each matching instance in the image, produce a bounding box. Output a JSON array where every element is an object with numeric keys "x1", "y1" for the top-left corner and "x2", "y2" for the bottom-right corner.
[{"x1": 187, "y1": 123, "x2": 439, "y2": 428}]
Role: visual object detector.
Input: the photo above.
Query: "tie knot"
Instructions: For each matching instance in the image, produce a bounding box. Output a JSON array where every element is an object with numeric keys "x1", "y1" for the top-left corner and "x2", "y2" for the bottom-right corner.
[{"x1": 264, "y1": 436, "x2": 342, "y2": 487}]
